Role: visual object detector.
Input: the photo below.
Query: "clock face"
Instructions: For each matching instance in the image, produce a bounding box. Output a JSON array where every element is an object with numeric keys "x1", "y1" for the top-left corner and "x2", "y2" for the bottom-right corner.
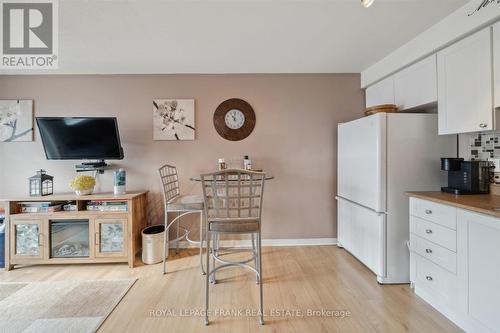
[
  {"x1": 224, "y1": 109, "x2": 245, "y2": 130},
  {"x1": 214, "y1": 98, "x2": 256, "y2": 141}
]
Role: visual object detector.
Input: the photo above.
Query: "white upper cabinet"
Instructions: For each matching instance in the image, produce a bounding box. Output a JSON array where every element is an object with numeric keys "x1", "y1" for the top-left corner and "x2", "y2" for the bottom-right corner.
[
  {"x1": 494, "y1": 22, "x2": 500, "y2": 109},
  {"x1": 366, "y1": 56, "x2": 437, "y2": 111},
  {"x1": 365, "y1": 77, "x2": 394, "y2": 108},
  {"x1": 437, "y1": 28, "x2": 493, "y2": 135},
  {"x1": 394, "y1": 55, "x2": 437, "y2": 111}
]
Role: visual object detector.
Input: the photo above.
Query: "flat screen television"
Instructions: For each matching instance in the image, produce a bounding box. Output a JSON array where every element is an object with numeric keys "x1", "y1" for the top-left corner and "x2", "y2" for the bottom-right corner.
[{"x1": 36, "y1": 117, "x2": 124, "y2": 160}]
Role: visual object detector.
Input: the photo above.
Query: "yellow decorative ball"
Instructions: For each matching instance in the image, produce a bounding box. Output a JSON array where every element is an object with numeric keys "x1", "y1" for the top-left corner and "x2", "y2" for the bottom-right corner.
[{"x1": 69, "y1": 175, "x2": 96, "y2": 191}]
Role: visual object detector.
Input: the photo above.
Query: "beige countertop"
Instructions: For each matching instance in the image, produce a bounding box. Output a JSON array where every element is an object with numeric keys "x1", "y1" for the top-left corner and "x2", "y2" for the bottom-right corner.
[{"x1": 407, "y1": 191, "x2": 500, "y2": 218}]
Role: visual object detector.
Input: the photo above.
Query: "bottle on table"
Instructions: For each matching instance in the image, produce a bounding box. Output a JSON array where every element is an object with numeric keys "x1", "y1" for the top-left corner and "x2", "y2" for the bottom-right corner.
[
  {"x1": 243, "y1": 155, "x2": 252, "y2": 170},
  {"x1": 218, "y1": 158, "x2": 227, "y2": 170},
  {"x1": 114, "y1": 168, "x2": 126, "y2": 195}
]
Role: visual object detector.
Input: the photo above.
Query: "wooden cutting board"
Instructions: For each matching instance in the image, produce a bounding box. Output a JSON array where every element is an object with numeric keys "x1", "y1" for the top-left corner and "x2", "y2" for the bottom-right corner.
[{"x1": 364, "y1": 104, "x2": 398, "y2": 116}]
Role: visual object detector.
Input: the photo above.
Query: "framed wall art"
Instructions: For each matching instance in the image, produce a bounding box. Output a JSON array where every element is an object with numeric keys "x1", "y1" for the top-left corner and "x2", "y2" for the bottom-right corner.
[
  {"x1": 0, "y1": 100, "x2": 34, "y2": 142},
  {"x1": 153, "y1": 99, "x2": 195, "y2": 141}
]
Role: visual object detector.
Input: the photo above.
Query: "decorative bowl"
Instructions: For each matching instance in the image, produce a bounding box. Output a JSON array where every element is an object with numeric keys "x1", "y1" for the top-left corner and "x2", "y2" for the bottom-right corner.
[
  {"x1": 70, "y1": 175, "x2": 96, "y2": 196},
  {"x1": 75, "y1": 188, "x2": 94, "y2": 196}
]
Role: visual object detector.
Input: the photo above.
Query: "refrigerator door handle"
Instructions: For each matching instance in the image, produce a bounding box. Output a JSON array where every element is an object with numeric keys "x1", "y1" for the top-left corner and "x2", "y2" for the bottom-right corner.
[{"x1": 335, "y1": 196, "x2": 388, "y2": 216}]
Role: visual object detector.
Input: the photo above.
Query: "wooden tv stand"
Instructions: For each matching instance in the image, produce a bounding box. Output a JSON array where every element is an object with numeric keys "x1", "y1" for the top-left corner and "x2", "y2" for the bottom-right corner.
[{"x1": 1, "y1": 191, "x2": 148, "y2": 271}]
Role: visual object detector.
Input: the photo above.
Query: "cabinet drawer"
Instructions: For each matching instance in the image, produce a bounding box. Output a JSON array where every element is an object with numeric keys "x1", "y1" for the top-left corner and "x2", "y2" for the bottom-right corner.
[
  {"x1": 410, "y1": 233, "x2": 456, "y2": 274},
  {"x1": 415, "y1": 255, "x2": 459, "y2": 307},
  {"x1": 410, "y1": 198, "x2": 456, "y2": 230},
  {"x1": 411, "y1": 216, "x2": 456, "y2": 252}
]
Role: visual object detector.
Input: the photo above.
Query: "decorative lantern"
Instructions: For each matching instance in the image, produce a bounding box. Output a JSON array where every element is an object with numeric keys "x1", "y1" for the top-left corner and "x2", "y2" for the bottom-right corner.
[{"x1": 29, "y1": 170, "x2": 53, "y2": 197}]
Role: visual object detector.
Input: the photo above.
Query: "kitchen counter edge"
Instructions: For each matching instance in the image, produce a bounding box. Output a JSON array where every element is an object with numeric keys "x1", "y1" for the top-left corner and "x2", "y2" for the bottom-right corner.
[{"x1": 406, "y1": 191, "x2": 500, "y2": 219}]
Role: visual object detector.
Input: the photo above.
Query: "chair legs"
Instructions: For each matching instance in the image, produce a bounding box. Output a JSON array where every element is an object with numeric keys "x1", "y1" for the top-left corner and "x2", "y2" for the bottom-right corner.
[
  {"x1": 162, "y1": 211, "x2": 169, "y2": 275},
  {"x1": 199, "y1": 212, "x2": 206, "y2": 275},
  {"x1": 204, "y1": 227, "x2": 211, "y2": 326},
  {"x1": 210, "y1": 233, "x2": 218, "y2": 284},
  {"x1": 175, "y1": 212, "x2": 180, "y2": 254},
  {"x1": 252, "y1": 233, "x2": 259, "y2": 284},
  {"x1": 257, "y1": 231, "x2": 264, "y2": 325},
  {"x1": 204, "y1": 230, "x2": 264, "y2": 326},
  {"x1": 163, "y1": 210, "x2": 206, "y2": 275}
]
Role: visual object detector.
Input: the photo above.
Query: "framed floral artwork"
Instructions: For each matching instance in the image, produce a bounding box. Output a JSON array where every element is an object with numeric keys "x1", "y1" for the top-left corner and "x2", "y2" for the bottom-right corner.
[
  {"x1": 0, "y1": 100, "x2": 34, "y2": 142},
  {"x1": 153, "y1": 99, "x2": 195, "y2": 140}
]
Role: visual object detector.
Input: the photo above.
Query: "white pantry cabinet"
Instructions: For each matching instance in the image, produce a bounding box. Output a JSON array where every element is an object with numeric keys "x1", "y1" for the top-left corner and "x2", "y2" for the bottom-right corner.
[
  {"x1": 365, "y1": 76, "x2": 394, "y2": 108},
  {"x1": 437, "y1": 28, "x2": 494, "y2": 135},
  {"x1": 394, "y1": 55, "x2": 437, "y2": 111},
  {"x1": 494, "y1": 22, "x2": 500, "y2": 109}
]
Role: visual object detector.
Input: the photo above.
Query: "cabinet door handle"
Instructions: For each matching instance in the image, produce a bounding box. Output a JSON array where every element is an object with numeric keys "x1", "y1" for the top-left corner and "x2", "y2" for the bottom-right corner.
[
  {"x1": 425, "y1": 248, "x2": 433, "y2": 254},
  {"x1": 425, "y1": 209, "x2": 432, "y2": 214},
  {"x1": 95, "y1": 232, "x2": 99, "y2": 246},
  {"x1": 425, "y1": 229, "x2": 433, "y2": 234},
  {"x1": 426, "y1": 275, "x2": 433, "y2": 281},
  {"x1": 480, "y1": 123, "x2": 488, "y2": 128}
]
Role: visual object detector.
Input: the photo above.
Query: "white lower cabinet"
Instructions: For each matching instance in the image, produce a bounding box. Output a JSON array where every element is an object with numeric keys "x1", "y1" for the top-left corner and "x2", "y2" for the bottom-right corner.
[
  {"x1": 410, "y1": 234, "x2": 456, "y2": 274},
  {"x1": 409, "y1": 197, "x2": 500, "y2": 333},
  {"x1": 414, "y1": 254, "x2": 460, "y2": 308},
  {"x1": 459, "y1": 210, "x2": 500, "y2": 333}
]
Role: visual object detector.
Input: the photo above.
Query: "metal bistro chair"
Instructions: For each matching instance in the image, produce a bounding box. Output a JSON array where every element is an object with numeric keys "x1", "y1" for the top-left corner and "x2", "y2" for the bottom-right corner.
[
  {"x1": 159, "y1": 164, "x2": 205, "y2": 275},
  {"x1": 201, "y1": 169, "x2": 266, "y2": 325}
]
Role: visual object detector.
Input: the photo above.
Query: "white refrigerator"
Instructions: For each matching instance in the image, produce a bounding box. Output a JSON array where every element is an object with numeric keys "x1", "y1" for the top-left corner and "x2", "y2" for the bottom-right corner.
[{"x1": 337, "y1": 113, "x2": 455, "y2": 284}]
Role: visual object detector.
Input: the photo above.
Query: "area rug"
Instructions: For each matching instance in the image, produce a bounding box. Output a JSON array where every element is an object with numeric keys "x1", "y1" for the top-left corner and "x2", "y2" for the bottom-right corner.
[{"x1": 0, "y1": 278, "x2": 137, "y2": 333}]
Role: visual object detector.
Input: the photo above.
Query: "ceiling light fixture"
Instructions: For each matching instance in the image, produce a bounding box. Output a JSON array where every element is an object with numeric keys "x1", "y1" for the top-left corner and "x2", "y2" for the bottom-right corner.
[{"x1": 361, "y1": 0, "x2": 375, "y2": 8}]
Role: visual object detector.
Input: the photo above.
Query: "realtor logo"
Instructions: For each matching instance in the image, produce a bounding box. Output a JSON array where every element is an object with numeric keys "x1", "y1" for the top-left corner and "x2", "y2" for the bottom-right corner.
[{"x1": 1, "y1": 0, "x2": 58, "y2": 69}]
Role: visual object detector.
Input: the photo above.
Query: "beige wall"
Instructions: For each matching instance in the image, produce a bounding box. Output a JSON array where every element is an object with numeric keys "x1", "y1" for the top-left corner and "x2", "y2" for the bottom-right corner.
[{"x1": 0, "y1": 74, "x2": 363, "y2": 239}]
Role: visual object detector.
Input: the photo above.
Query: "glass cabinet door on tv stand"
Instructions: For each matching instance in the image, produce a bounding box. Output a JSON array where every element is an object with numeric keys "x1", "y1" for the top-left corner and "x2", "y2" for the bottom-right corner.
[
  {"x1": 11, "y1": 219, "x2": 45, "y2": 260},
  {"x1": 94, "y1": 218, "x2": 127, "y2": 258}
]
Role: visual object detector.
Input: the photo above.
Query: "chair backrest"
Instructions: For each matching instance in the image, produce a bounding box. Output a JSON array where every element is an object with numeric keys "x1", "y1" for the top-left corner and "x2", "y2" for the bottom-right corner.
[
  {"x1": 159, "y1": 164, "x2": 180, "y2": 204},
  {"x1": 200, "y1": 169, "x2": 266, "y2": 222}
]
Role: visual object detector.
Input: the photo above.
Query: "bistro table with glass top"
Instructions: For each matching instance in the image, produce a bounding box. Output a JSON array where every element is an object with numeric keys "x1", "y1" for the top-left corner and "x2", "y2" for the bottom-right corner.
[{"x1": 190, "y1": 172, "x2": 274, "y2": 182}]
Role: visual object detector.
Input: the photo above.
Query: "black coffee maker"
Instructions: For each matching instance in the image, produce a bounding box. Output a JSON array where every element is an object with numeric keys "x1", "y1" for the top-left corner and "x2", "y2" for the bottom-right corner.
[{"x1": 441, "y1": 158, "x2": 492, "y2": 195}]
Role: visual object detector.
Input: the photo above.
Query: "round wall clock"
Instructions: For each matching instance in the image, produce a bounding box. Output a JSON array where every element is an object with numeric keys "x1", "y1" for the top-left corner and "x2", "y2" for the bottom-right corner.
[{"x1": 213, "y1": 98, "x2": 256, "y2": 141}]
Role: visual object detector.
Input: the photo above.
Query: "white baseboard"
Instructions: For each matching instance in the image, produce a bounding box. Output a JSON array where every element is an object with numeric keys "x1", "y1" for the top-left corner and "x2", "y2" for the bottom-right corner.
[
  {"x1": 261, "y1": 238, "x2": 337, "y2": 246},
  {"x1": 169, "y1": 238, "x2": 337, "y2": 248}
]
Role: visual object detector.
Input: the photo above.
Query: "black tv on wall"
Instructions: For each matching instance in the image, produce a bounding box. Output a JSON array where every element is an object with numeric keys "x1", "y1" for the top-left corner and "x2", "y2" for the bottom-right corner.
[{"x1": 36, "y1": 117, "x2": 124, "y2": 160}]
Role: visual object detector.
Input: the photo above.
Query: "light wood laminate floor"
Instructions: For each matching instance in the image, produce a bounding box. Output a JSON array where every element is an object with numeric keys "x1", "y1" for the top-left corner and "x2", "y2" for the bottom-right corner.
[{"x1": 0, "y1": 246, "x2": 462, "y2": 333}]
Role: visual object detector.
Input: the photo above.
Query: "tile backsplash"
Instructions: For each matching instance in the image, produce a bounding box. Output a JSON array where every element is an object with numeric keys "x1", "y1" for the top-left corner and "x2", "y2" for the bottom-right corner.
[
  {"x1": 467, "y1": 132, "x2": 500, "y2": 160},
  {"x1": 463, "y1": 132, "x2": 500, "y2": 184}
]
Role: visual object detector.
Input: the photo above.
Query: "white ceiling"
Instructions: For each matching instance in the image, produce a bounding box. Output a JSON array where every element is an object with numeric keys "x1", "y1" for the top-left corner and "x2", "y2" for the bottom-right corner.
[{"x1": 2, "y1": 0, "x2": 468, "y2": 74}]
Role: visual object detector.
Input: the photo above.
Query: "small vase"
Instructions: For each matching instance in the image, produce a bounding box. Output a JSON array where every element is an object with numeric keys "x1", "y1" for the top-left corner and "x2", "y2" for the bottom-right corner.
[{"x1": 75, "y1": 188, "x2": 94, "y2": 196}]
